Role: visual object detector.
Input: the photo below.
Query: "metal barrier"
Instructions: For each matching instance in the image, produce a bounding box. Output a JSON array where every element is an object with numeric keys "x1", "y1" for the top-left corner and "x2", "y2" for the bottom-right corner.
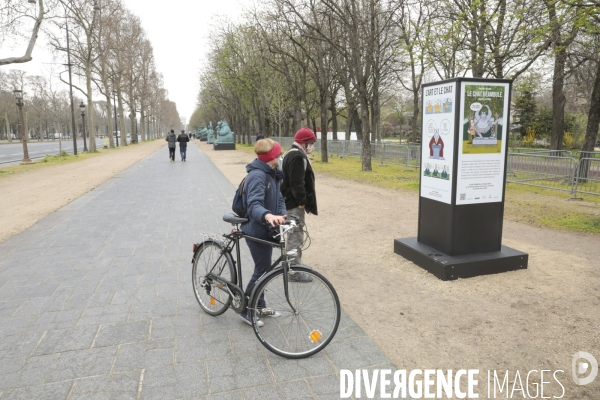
[
  {"x1": 506, "y1": 153, "x2": 577, "y2": 194},
  {"x1": 573, "y1": 158, "x2": 600, "y2": 197},
  {"x1": 509, "y1": 148, "x2": 574, "y2": 157},
  {"x1": 248, "y1": 137, "x2": 599, "y2": 198},
  {"x1": 575, "y1": 151, "x2": 600, "y2": 160}
]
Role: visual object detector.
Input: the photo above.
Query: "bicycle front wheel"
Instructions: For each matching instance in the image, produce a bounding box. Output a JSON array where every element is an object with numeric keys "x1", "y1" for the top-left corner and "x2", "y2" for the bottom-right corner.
[
  {"x1": 250, "y1": 266, "x2": 340, "y2": 358},
  {"x1": 192, "y1": 240, "x2": 235, "y2": 316}
]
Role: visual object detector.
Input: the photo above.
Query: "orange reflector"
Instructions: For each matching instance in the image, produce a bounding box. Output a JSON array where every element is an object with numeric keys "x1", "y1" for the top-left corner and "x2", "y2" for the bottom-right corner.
[
  {"x1": 210, "y1": 297, "x2": 216, "y2": 306},
  {"x1": 309, "y1": 330, "x2": 322, "y2": 342},
  {"x1": 217, "y1": 284, "x2": 225, "y2": 288}
]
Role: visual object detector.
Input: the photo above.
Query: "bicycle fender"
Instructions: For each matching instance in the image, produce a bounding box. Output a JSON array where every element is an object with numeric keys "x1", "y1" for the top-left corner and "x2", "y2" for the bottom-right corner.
[{"x1": 191, "y1": 239, "x2": 221, "y2": 264}]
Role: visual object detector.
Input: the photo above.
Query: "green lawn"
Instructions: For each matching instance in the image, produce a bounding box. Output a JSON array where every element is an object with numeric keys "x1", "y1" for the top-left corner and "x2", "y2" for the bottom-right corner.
[{"x1": 228, "y1": 144, "x2": 600, "y2": 234}]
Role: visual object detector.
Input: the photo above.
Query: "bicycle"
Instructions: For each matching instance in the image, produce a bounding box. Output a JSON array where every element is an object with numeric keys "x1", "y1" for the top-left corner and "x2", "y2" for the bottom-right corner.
[{"x1": 191, "y1": 213, "x2": 341, "y2": 359}]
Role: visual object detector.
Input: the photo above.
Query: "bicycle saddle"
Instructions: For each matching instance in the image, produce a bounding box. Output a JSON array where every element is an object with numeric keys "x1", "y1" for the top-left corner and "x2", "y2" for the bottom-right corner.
[{"x1": 223, "y1": 213, "x2": 248, "y2": 224}]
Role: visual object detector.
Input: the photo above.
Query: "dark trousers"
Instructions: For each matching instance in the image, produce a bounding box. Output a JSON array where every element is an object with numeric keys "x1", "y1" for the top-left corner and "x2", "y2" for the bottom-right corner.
[
  {"x1": 168, "y1": 147, "x2": 175, "y2": 160},
  {"x1": 242, "y1": 238, "x2": 272, "y2": 314}
]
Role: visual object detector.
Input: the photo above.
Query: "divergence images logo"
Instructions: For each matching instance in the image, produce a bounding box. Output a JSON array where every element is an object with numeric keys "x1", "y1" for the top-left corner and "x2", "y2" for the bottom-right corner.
[{"x1": 572, "y1": 352, "x2": 598, "y2": 386}]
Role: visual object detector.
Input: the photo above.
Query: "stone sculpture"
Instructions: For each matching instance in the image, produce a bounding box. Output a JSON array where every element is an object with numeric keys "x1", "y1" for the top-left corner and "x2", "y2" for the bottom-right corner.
[
  {"x1": 207, "y1": 122, "x2": 215, "y2": 144},
  {"x1": 215, "y1": 120, "x2": 234, "y2": 143}
]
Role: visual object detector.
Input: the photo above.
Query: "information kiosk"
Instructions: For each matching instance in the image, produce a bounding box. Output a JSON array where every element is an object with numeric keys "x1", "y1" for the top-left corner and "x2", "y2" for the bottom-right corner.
[{"x1": 394, "y1": 78, "x2": 528, "y2": 280}]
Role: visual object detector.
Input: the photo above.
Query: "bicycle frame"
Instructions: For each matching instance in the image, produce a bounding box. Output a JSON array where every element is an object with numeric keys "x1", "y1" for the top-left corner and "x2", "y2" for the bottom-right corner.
[{"x1": 200, "y1": 222, "x2": 298, "y2": 313}]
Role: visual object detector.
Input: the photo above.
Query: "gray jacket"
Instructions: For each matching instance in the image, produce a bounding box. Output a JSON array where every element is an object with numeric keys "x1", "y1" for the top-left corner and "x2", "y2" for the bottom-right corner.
[{"x1": 165, "y1": 133, "x2": 177, "y2": 148}]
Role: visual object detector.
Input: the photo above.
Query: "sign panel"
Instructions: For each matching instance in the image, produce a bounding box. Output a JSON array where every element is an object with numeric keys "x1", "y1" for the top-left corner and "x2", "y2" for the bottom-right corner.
[
  {"x1": 420, "y1": 82, "x2": 456, "y2": 204},
  {"x1": 455, "y1": 82, "x2": 510, "y2": 204}
]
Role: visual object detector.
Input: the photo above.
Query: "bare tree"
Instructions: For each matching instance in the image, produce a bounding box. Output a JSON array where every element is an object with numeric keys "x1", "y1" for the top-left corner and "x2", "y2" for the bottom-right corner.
[{"x1": 0, "y1": 0, "x2": 46, "y2": 66}]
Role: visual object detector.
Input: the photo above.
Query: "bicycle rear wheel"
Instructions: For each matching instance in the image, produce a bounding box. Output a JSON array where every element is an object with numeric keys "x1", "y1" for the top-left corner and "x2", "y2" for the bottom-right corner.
[
  {"x1": 249, "y1": 266, "x2": 340, "y2": 358},
  {"x1": 192, "y1": 240, "x2": 235, "y2": 316}
]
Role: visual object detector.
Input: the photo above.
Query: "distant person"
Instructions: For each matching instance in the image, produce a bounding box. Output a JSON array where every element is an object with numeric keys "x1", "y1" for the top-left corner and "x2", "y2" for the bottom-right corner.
[
  {"x1": 256, "y1": 132, "x2": 265, "y2": 142},
  {"x1": 166, "y1": 129, "x2": 177, "y2": 161},
  {"x1": 177, "y1": 130, "x2": 190, "y2": 161},
  {"x1": 280, "y1": 127, "x2": 318, "y2": 282}
]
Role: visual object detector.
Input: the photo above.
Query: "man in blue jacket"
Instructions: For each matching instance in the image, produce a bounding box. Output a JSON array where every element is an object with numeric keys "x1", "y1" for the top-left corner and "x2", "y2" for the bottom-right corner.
[{"x1": 177, "y1": 130, "x2": 190, "y2": 161}]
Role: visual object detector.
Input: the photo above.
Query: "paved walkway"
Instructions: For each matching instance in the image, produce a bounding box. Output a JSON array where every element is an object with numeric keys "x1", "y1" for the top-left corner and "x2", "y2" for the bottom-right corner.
[{"x1": 0, "y1": 143, "x2": 400, "y2": 399}]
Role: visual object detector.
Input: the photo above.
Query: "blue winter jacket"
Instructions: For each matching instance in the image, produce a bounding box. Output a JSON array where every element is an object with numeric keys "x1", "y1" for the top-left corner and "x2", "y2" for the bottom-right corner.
[{"x1": 241, "y1": 159, "x2": 286, "y2": 240}]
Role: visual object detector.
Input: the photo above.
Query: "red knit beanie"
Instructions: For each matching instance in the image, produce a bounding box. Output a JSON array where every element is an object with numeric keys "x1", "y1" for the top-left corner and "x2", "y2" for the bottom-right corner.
[{"x1": 294, "y1": 128, "x2": 317, "y2": 143}]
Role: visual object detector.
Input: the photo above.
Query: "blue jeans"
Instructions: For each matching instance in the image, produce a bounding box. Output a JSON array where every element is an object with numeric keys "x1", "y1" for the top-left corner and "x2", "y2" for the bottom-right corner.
[
  {"x1": 180, "y1": 147, "x2": 187, "y2": 159},
  {"x1": 241, "y1": 238, "x2": 272, "y2": 316}
]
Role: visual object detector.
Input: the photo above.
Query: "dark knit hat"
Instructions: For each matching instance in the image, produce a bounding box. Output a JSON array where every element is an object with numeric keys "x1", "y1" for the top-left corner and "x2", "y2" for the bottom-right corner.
[{"x1": 294, "y1": 127, "x2": 317, "y2": 143}]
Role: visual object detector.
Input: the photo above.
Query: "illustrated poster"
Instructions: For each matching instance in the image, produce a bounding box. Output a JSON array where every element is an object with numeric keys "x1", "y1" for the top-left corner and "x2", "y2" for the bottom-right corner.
[
  {"x1": 456, "y1": 82, "x2": 510, "y2": 204},
  {"x1": 420, "y1": 82, "x2": 456, "y2": 204}
]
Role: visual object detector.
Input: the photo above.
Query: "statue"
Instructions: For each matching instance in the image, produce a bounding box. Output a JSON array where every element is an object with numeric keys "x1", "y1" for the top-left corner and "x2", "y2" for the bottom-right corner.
[
  {"x1": 213, "y1": 120, "x2": 236, "y2": 150},
  {"x1": 198, "y1": 126, "x2": 208, "y2": 141},
  {"x1": 207, "y1": 121, "x2": 215, "y2": 144},
  {"x1": 215, "y1": 120, "x2": 234, "y2": 143}
]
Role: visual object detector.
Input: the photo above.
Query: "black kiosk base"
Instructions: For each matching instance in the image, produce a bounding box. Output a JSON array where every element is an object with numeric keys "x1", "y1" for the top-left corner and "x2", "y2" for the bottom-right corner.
[
  {"x1": 214, "y1": 143, "x2": 236, "y2": 150},
  {"x1": 394, "y1": 237, "x2": 528, "y2": 281}
]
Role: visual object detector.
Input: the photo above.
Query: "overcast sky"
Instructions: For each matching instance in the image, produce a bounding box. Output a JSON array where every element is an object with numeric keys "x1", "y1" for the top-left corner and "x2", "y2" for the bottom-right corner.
[{"x1": 0, "y1": 0, "x2": 248, "y2": 123}]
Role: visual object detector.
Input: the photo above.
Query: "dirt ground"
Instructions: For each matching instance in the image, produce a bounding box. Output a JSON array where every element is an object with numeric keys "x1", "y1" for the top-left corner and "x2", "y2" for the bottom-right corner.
[
  {"x1": 198, "y1": 140, "x2": 600, "y2": 399},
  {"x1": 0, "y1": 140, "x2": 165, "y2": 244}
]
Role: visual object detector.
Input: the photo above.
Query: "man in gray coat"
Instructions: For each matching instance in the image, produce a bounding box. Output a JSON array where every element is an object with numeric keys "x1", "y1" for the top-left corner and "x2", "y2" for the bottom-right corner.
[{"x1": 166, "y1": 129, "x2": 177, "y2": 161}]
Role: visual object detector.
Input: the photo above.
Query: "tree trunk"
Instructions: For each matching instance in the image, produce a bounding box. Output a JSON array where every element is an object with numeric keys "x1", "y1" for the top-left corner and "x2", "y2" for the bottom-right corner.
[
  {"x1": 330, "y1": 93, "x2": 338, "y2": 141},
  {"x1": 352, "y1": 108, "x2": 363, "y2": 141},
  {"x1": 293, "y1": 100, "x2": 302, "y2": 133},
  {"x1": 345, "y1": 108, "x2": 353, "y2": 140},
  {"x1": 284, "y1": 117, "x2": 290, "y2": 138},
  {"x1": 411, "y1": 91, "x2": 420, "y2": 143},
  {"x1": 264, "y1": 110, "x2": 272, "y2": 137},
  {"x1": 372, "y1": 91, "x2": 380, "y2": 142},
  {"x1": 129, "y1": 92, "x2": 137, "y2": 144},
  {"x1": 5, "y1": 113, "x2": 11, "y2": 142},
  {"x1": 86, "y1": 65, "x2": 96, "y2": 152},
  {"x1": 140, "y1": 106, "x2": 146, "y2": 142},
  {"x1": 117, "y1": 89, "x2": 128, "y2": 146},
  {"x1": 359, "y1": 100, "x2": 372, "y2": 171},
  {"x1": 578, "y1": 60, "x2": 600, "y2": 180},
  {"x1": 320, "y1": 87, "x2": 329, "y2": 162},
  {"x1": 550, "y1": 48, "x2": 567, "y2": 151}
]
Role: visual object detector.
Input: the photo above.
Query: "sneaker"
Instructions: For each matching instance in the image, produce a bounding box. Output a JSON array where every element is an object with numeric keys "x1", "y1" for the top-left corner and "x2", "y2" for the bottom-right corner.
[
  {"x1": 288, "y1": 272, "x2": 313, "y2": 283},
  {"x1": 239, "y1": 313, "x2": 264, "y2": 327},
  {"x1": 257, "y1": 308, "x2": 281, "y2": 318}
]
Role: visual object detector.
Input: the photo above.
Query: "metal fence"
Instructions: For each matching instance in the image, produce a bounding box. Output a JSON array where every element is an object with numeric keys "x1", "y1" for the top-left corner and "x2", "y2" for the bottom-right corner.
[
  {"x1": 252, "y1": 137, "x2": 599, "y2": 198},
  {"x1": 573, "y1": 158, "x2": 600, "y2": 198},
  {"x1": 506, "y1": 153, "x2": 577, "y2": 194}
]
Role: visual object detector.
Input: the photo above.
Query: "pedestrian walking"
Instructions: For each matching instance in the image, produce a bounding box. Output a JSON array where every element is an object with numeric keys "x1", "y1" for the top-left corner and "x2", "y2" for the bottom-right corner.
[
  {"x1": 279, "y1": 127, "x2": 318, "y2": 282},
  {"x1": 166, "y1": 129, "x2": 177, "y2": 161},
  {"x1": 256, "y1": 132, "x2": 265, "y2": 142},
  {"x1": 177, "y1": 130, "x2": 190, "y2": 161},
  {"x1": 239, "y1": 138, "x2": 286, "y2": 327}
]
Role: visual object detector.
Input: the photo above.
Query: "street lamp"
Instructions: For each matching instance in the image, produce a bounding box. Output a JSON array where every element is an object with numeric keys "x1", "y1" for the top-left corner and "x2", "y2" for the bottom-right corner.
[
  {"x1": 112, "y1": 90, "x2": 119, "y2": 147},
  {"x1": 79, "y1": 101, "x2": 88, "y2": 152},
  {"x1": 13, "y1": 90, "x2": 33, "y2": 165}
]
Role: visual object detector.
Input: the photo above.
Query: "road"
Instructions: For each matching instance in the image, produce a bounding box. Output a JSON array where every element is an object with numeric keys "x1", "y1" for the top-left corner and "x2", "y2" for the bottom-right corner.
[{"x1": 1, "y1": 138, "x2": 115, "y2": 166}]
